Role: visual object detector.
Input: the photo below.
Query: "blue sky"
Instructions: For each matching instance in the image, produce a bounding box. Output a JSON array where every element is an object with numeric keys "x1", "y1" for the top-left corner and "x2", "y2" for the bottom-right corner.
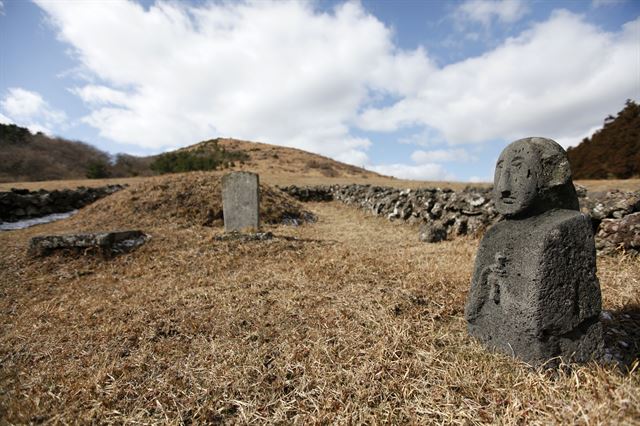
[{"x1": 1, "y1": 0, "x2": 638, "y2": 182}]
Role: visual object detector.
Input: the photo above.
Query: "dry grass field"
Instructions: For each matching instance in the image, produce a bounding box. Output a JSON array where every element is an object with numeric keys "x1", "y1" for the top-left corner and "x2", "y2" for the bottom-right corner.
[{"x1": 0, "y1": 172, "x2": 639, "y2": 424}]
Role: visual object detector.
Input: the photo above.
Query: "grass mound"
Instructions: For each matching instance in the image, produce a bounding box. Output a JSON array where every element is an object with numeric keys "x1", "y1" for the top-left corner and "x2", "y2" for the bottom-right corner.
[{"x1": 73, "y1": 172, "x2": 312, "y2": 230}]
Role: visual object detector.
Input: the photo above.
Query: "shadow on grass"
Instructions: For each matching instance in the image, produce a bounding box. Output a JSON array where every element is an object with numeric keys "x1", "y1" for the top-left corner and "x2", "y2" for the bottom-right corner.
[{"x1": 602, "y1": 303, "x2": 640, "y2": 371}]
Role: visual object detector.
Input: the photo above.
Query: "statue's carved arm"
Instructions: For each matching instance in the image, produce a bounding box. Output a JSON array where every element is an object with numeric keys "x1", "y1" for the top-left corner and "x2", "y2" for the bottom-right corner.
[{"x1": 465, "y1": 264, "x2": 492, "y2": 321}]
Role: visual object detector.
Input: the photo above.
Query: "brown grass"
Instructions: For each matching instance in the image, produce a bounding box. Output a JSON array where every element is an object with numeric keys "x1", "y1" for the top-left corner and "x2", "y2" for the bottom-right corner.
[
  {"x1": 573, "y1": 179, "x2": 640, "y2": 193},
  {"x1": 1, "y1": 192, "x2": 638, "y2": 423}
]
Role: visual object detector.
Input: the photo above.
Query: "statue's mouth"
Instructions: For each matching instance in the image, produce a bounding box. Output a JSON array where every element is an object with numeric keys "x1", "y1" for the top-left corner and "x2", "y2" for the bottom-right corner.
[{"x1": 501, "y1": 197, "x2": 515, "y2": 204}]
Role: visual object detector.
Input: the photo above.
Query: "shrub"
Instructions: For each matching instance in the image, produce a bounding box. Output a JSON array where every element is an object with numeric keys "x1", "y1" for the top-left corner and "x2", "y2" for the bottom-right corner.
[
  {"x1": 150, "y1": 141, "x2": 248, "y2": 175},
  {"x1": 86, "y1": 160, "x2": 111, "y2": 179}
]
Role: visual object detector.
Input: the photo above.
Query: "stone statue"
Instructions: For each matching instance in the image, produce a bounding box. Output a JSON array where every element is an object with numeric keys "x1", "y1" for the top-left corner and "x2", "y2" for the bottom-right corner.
[{"x1": 465, "y1": 137, "x2": 603, "y2": 366}]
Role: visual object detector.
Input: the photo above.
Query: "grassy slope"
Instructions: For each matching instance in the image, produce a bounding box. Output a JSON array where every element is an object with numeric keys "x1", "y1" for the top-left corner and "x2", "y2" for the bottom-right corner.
[
  {"x1": 0, "y1": 191, "x2": 639, "y2": 423},
  {"x1": 2, "y1": 135, "x2": 640, "y2": 192},
  {"x1": 191, "y1": 138, "x2": 378, "y2": 180}
]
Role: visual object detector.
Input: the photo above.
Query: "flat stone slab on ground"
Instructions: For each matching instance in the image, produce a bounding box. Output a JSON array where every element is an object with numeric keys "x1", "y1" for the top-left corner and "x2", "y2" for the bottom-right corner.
[
  {"x1": 29, "y1": 230, "x2": 149, "y2": 257},
  {"x1": 222, "y1": 172, "x2": 260, "y2": 232}
]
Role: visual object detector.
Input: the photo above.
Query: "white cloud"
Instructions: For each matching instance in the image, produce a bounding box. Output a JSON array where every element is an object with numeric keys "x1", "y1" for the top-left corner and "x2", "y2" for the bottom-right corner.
[
  {"x1": 358, "y1": 12, "x2": 640, "y2": 148},
  {"x1": 0, "y1": 1, "x2": 4, "y2": 16},
  {"x1": 411, "y1": 148, "x2": 474, "y2": 163},
  {"x1": 554, "y1": 125, "x2": 602, "y2": 149},
  {"x1": 369, "y1": 163, "x2": 456, "y2": 181},
  {"x1": 37, "y1": 0, "x2": 408, "y2": 158},
  {"x1": 0, "y1": 112, "x2": 13, "y2": 124},
  {"x1": 455, "y1": 0, "x2": 530, "y2": 27},
  {"x1": 398, "y1": 127, "x2": 447, "y2": 147},
  {"x1": 71, "y1": 85, "x2": 129, "y2": 106},
  {"x1": 0, "y1": 88, "x2": 66, "y2": 134},
  {"x1": 368, "y1": 46, "x2": 435, "y2": 96},
  {"x1": 469, "y1": 175, "x2": 491, "y2": 183},
  {"x1": 335, "y1": 147, "x2": 370, "y2": 167},
  {"x1": 33, "y1": 1, "x2": 640, "y2": 180},
  {"x1": 2, "y1": 88, "x2": 46, "y2": 118}
]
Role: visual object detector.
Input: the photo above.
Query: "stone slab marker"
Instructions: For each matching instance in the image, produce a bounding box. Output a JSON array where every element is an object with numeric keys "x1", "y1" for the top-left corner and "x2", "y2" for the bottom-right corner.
[
  {"x1": 29, "y1": 230, "x2": 149, "y2": 257},
  {"x1": 465, "y1": 137, "x2": 603, "y2": 366},
  {"x1": 222, "y1": 172, "x2": 260, "y2": 232}
]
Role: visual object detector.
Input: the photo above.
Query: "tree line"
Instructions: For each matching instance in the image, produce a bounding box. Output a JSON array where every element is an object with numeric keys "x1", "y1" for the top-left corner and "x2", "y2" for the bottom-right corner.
[
  {"x1": 0, "y1": 124, "x2": 248, "y2": 182},
  {"x1": 567, "y1": 99, "x2": 639, "y2": 179}
]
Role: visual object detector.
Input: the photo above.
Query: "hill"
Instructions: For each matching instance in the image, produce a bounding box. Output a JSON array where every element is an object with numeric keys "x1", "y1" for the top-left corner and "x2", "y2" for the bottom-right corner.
[
  {"x1": 0, "y1": 123, "x2": 111, "y2": 182},
  {"x1": 185, "y1": 138, "x2": 378, "y2": 180},
  {"x1": 0, "y1": 123, "x2": 380, "y2": 183},
  {"x1": 567, "y1": 100, "x2": 640, "y2": 179},
  {"x1": 0, "y1": 123, "x2": 153, "y2": 182}
]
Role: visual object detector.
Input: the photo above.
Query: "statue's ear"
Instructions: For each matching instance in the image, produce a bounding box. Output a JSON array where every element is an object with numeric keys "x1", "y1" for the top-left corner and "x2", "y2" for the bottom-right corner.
[{"x1": 541, "y1": 155, "x2": 572, "y2": 188}]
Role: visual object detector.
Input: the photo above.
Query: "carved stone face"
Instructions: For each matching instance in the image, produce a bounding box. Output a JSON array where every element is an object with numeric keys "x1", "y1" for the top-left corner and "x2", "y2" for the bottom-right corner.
[{"x1": 493, "y1": 141, "x2": 541, "y2": 216}]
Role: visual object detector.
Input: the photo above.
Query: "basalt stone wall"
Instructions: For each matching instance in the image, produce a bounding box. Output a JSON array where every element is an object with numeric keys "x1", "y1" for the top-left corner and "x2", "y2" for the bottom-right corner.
[
  {"x1": 279, "y1": 184, "x2": 640, "y2": 253},
  {"x1": 280, "y1": 184, "x2": 498, "y2": 239},
  {"x1": 0, "y1": 185, "x2": 126, "y2": 222},
  {"x1": 277, "y1": 185, "x2": 334, "y2": 202},
  {"x1": 582, "y1": 190, "x2": 640, "y2": 255},
  {"x1": 332, "y1": 185, "x2": 498, "y2": 241}
]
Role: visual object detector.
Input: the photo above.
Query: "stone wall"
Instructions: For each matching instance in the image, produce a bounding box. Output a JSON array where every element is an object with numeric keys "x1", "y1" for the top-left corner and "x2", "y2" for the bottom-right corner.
[
  {"x1": 279, "y1": 184, "x2": 640, "y2": 254},
  {"x1": 0, "y1": 185, "x2": 126, "y2": 223}
]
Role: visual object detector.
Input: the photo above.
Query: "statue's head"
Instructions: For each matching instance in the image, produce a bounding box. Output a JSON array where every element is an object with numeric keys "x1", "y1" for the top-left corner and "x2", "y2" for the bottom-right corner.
[{"x1": 494, "y1": 137, "x2": 578, "y2": 217}]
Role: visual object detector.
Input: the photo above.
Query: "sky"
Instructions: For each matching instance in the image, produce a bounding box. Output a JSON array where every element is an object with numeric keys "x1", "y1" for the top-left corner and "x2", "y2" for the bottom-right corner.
[{"x1": 0, "y1": 0, "x2": 638, "y2": 182}]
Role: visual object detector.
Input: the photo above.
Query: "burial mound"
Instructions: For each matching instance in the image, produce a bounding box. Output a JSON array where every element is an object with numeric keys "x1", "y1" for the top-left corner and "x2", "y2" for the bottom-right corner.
[{"x1": 72, "y1": 172, "x2": 314, "y2": 230}]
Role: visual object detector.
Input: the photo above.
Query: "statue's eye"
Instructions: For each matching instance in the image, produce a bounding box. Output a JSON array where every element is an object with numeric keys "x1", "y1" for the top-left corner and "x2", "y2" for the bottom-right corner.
[{"x1": 511, "y1": 156, "x2": 524, "y2": 167}]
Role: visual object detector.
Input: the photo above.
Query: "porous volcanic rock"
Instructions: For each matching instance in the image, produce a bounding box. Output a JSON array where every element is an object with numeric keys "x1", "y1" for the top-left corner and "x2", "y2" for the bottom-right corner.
[
  {"x1": 418, "y1": 221, "x2": 447, "y2": 243},
  {"x1": 596, "y1": 212, "x2": 640, "y2": 255},
  {"x1": 465, "y1": 137, "x2": 603, "y2": 366},
  {"x1": 29, "y1": 230, "x2": 149, "y2": 257},
  {"x1": 580, "y1": 190, "x2": 640, "y2": 222},
  {"x1": 277, "y1": 185, "x2": 333, "y2": 202}
]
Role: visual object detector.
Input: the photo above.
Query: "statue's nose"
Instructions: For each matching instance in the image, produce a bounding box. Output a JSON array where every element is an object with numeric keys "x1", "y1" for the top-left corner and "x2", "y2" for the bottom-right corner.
[{"x1": 497, "y1": 168, "x2": 511, "y2": 194}]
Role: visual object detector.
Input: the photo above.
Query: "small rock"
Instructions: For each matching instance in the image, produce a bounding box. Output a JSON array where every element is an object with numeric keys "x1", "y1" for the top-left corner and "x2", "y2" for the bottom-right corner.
[
  {"x1": 600, "y1": 311, "x2": 613, "y2": 321},
  {"x1": 469, "y1": 196, "x2": 486, "y2": 207},
  {"x1": 419, "y1": 221, "x2": 447, "y2": 243},
  {"x1": 574, "y1": 184, "x2": 588, "y2": 198}
]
